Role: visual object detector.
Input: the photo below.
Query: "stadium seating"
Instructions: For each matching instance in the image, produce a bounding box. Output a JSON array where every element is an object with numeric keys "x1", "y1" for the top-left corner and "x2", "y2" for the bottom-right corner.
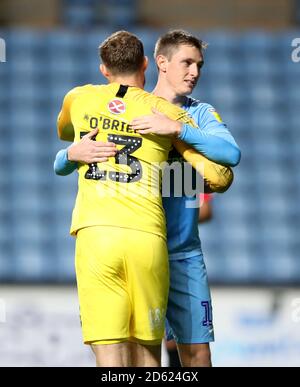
[
  {"x1": 0, "y1": 29, "x2": 299, "y2": 284},
  {"x1": 63, "y1": 0, "x2": 137, "y2": 28}
]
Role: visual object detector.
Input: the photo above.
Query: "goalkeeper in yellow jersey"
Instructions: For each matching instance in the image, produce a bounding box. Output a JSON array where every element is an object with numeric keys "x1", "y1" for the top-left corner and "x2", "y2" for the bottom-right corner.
[{"x1": 55, "y1": 31, "x2": 240, "y2": 367}]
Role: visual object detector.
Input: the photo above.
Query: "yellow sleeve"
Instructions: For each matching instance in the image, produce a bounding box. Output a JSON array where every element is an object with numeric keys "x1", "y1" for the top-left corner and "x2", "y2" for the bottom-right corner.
[
  {"x1": 154, "y1": 99, "x2": 233, "y2": 192},
  {"x1": 173, "y1": 139, "x2": 234, "y2": 193},
  {"x1": 57, "y1": 86, "x2": 89, "y2": 142},
  {"x1": 154, "y1": 98, "x2": 196, "y2": 125}
]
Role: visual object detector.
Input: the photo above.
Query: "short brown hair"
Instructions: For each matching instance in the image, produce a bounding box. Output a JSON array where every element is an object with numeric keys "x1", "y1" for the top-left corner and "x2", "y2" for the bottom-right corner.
[
  {"x1": 99, "y1": 31, "x2": 145, "y2": 75},
  {"x1": 154, "y1": 30, "x2": 205, "y2": 59}
]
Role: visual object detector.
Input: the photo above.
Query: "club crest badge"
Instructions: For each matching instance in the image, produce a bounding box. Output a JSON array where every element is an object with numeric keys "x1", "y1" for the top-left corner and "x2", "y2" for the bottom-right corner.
[{"x1": 108, "y1": 99, "x2": 126, "y2": 115}]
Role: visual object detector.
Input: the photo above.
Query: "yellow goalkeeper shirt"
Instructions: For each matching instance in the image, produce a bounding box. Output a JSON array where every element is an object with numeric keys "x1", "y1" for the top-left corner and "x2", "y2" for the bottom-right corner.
[{"x1": 57, "y1": 83, "x2": 197, "y2": 239}]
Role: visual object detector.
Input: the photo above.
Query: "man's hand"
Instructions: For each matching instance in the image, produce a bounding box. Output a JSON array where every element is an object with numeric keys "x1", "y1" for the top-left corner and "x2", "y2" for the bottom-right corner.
[
  {"x1": 130, "y1": 108, "x2": 182, "y2": 136},
  {"x1": 67, "y1": 128, "x2": 117, "y2": 164}
]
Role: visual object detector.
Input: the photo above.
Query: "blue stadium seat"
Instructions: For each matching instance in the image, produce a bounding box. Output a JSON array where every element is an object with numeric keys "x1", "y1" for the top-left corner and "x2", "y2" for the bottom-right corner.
[
  {"x1": 103, "y1": 0, "x2": 138, "y2": 27},
  {"x1": 285, "y1": 81, "x2": 300, "y2": 105},
  {"x1": 13, "y1": 243, "x2": 45, "y2": 281},
  {"x1": 261, "y1": 252, "x2": 296, "y2": 283},
  {"x1": 0, "y1": 253, "x2": 14, "y2": 281},
  {"x1": 248, "y1": 82, "x2": 283, "y2": 107},
  {"x1": 203, "y1": 31, "x2": 239, "y2": 53},
  {"x1": 56, "y1": 252, "x2": 76, "y2": 281},
  {"x1": 240, "y1": 31, "x2": 277, "y2": 52},
  {"x1": 204, "y1": 55, "x2": 243, "y2": 80},
  {"x1": 64, "y1": 6, "x2": 95, "y2": 28},
  {"x1": 208, "y1": 82, "x2": 242, "y2": 109}
]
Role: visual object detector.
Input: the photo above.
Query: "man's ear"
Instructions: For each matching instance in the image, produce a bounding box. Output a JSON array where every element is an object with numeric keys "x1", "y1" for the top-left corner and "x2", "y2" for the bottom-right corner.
[
  {"x1": 100, "y1": 63, "x2": 110, "y2": 79},
  {"x1": 143, "y1": 56, "x2": 149, "y2": 71},
  {"x1": 156, "y1": 54, "x2": 168, "y2": 72}
]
